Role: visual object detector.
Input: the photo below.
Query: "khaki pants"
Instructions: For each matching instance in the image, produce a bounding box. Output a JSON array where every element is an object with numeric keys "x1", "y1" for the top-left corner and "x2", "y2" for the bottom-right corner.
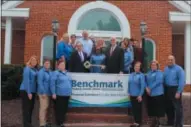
[{"x1": 39, "y1": 95, "x2": 49, "y2": 126}]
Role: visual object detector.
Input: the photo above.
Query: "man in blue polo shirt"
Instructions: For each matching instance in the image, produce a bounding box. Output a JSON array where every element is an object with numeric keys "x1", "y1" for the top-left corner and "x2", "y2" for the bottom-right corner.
[{"x1": 164, "y1": 55, "x2": 185, "y2": 127}]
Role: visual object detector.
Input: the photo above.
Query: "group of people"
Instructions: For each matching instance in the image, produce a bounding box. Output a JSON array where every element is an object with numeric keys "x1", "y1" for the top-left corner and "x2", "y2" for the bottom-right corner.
[
  {"x1": 19, "y1": 30, "x2": 185, "y2": 127},
  {"x1": 20, "y1": 57, "x2": 71, "y2": 127},
  {"x1": 56, "y1": 31, "x2": 142, "y2": 74},
  {"x1": 128, "y1": 57, "x2": 185, "y2": 127}
]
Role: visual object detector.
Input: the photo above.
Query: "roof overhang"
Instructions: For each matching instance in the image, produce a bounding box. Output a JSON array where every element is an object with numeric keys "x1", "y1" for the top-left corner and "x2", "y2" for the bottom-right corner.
[
  {"x1": 168, "y1": 1, "x2": 191, "y2": 13},
  {"x1": 2, "y1": 1, "x2": 24, "y2": 10},
  {"x1": 169, "y1": 12, "x2": 191, "y2": 23},
  {"x1": 2, "y1": 8, "x2": 30, "y2": 17}
]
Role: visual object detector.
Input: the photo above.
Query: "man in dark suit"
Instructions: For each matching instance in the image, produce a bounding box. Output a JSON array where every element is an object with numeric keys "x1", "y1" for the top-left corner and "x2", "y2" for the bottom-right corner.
[
  {"x1": 69, "y1": 41, "x2": 88, "y2": 72},
  {"x1": 105, "y1": 37, "x2": 124, "y2": 74}
]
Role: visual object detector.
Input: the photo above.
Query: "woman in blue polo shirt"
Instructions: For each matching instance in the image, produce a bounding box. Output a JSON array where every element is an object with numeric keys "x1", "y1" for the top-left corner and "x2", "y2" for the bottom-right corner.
[
  {"x1": 37, "y1": 59, "x2": 52, "y2": 127},
  {"x1": 90, "y1": 43, "x2": 106, "y2": 73},
  {"x1": 128, "y1": 61, "x2": 145, "y2": 127},
  {"x1": 56, "y1": 33, "x2": 73, "y2": 69},
  {"x1": 121, "y1": 42, "x2": 133, "y2": 74},
  {"x1": 50, "y1": 60, "x2": 72, "y2": 127},
  {"x1": 146, "y1": 60, "x2": 165, "y2": 127},
  {"x1": 20, "y1": 56, "x2": 38, "y2": 127}
]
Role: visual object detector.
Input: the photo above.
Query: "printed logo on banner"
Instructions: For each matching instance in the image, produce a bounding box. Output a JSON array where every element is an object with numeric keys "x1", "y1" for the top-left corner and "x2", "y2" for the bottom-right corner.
[{"x1": 68, "y1": 73, "x2": 131, "y2": 107}]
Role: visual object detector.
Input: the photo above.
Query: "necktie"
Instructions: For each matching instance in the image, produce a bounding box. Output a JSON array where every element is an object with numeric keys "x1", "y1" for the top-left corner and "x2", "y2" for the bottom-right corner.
[
  {"x1": 110, "y1": 47, "x2": 114, "y2": 56},
  {"x1": 79, "y1": 52, "x2": 84, "y2": 62}
]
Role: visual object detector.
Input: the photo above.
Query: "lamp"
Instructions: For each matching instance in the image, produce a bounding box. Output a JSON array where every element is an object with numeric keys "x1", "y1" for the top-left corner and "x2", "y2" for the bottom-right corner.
[
  {"x1": 52, "y1": 19, "x2": 59, "y2": 33},
  {"x1": 52, "y1": 19, "x2": 59, "y2": 70},
  {"x1": 140, "y1": 21, "x2": 147, "y2": 72},
  {"x1": 140, "y1": 21, "x2": 147, "y2": 37}
]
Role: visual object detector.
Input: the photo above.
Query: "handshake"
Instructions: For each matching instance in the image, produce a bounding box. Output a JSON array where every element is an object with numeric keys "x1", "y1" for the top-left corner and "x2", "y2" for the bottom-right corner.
[{"x1": 84, "y1": 61, "x2": 106, "y2": 70}]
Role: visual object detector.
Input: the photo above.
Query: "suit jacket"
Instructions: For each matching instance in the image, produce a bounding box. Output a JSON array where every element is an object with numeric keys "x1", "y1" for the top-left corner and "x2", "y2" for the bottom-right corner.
[
  {"x1": 69, "y1": 51, "x2": 88, "y2": 73},
  {"x1": 105, "y1": 46, "x2": 124, "y2": 73}
]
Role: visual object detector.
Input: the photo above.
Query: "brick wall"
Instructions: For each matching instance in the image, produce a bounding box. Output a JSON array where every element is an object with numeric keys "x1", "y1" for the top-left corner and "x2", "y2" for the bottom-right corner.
[
  {"x1": 1, "y1": 29, "x2": 25, "y2": 64},
  {"x1": 17, "y1": 1, "x2": 179, "y2": 69}
]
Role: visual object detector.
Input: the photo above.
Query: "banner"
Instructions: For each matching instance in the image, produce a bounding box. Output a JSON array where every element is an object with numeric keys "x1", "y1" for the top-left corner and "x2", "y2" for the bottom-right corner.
[{"x1": 69, "y1": 73, "x2": 131, "y2": 107}]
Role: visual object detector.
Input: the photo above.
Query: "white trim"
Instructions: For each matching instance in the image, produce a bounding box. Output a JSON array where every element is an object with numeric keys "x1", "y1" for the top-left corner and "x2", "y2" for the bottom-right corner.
[
  {"x1": 74, "y1": 30, "x2": 122, "y2": 38},
  {"x1": 145, "y1": 38, "x2": 156, "y2": 61},
  {"x1": 68, "y1": 1, "x2": 131, "y2": 38},
  {"x1": 169, "y1": 12, "x2": 191, "y2": 22},
  {"x1": 2, "y1": 1, "x2": 24, "y2": 10},
  {"x1": 169, "y1": 1, "x2": 191, "y2": 13},
  {"x1": 184, "y1": 23, "x2": 191, "y2": 84},
  {"x1": 2, "y1": 8, "x2": 30, "y2": 17},
  {"x1": 4, "y1": 17, "x2": 12, "y2": 64},
  {"x1": 40, "y1": 37, "x2": 44, "y2": 66}
]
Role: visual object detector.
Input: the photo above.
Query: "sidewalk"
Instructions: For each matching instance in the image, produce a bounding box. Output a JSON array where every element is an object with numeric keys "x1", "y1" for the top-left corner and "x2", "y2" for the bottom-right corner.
[{"x1": 1, "y1": 93, "x2": 191, "y2": 127}]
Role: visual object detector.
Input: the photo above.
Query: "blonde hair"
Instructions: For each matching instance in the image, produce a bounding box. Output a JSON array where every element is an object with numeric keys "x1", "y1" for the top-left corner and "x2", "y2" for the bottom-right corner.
[
  {"x1": 150, "y1": 60, "x2": 159, "y2": 69},
  {"x1": 62, "y1": 33, "x2": 69, "y2": 38},
  {"x1": 26, "y1": 55, "x2": 38, "y2": 68}
]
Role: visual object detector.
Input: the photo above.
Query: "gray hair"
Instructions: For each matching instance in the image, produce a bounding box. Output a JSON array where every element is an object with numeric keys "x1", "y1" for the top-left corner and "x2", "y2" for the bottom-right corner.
[{"x1": 76, "y1": 41, "x2": 83, "y2": 46}]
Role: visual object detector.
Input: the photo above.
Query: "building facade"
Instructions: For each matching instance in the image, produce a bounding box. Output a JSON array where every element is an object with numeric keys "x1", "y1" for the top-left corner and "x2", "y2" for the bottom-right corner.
[{"x1": 1, "y1": 1, "x2": 191, "y2": 85}]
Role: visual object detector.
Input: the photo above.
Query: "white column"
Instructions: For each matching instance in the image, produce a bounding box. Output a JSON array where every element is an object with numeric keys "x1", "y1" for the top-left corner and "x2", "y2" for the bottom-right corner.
[
  {"x1": 184, "y1": 23, "x2": 191, "y2": 84},
  {"x1": 4, "y1": 17, "x2": 13, "y2": 64}
]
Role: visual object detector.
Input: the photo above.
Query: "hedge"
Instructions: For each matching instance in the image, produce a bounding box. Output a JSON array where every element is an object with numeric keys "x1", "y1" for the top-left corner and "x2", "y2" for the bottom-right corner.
[{"x1": 1, "y1": 64, "x2": 24, "y2": 100}]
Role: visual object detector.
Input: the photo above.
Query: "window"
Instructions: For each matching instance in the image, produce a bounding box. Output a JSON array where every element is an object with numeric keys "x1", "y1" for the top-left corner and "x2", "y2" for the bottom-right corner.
[
  {"x1": 143, "y1": 38, "x2": 156, "y2": 72},
  {"x1": 40, "y1": 35, "x2": 53, "y2": 65},
  {"x1": 68, "y1": 1, "x2": 130, "y2": 38},
  {"x1": 77, "y1": 9, "x2": 121, "y2": 31}
]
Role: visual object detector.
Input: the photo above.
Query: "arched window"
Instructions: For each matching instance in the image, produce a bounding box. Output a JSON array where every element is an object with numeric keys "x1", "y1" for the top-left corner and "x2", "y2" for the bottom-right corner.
[
  {"x1": 77, "y1": 9, "x2": 121, "y2": 31},
  {"x1": 68, "y1": 1, "x2": 130, "y2": 39},
  {"x1": 40, "y1": 35, "x2": 53, "y2": 65},
  {"x1": 143, "y1": 38, "x2": 156, "y2": 72}
]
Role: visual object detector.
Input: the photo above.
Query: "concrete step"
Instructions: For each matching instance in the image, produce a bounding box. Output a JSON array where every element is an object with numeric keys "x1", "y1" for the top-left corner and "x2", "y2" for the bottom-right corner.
[
  {"x1": 65, "y1": 113, "x2": 133, "y2": 123},
  {"x1": 64, "y1": 123, "x2": 131, "y2": 127},
  {"x1": 68, "y1": 107, "x2": 130, "y2": 114}
]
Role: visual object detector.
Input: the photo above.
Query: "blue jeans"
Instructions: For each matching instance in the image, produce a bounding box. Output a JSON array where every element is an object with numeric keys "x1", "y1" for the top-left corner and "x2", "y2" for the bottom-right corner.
[{"x1": 164, "y1": 86, "x2": 183, "y2": 127}]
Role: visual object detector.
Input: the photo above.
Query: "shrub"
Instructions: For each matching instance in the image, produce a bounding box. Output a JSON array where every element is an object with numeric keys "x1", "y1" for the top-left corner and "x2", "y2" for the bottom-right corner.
[{"x1": 1, "y1": 64, "x2": 24, "y2": 100}]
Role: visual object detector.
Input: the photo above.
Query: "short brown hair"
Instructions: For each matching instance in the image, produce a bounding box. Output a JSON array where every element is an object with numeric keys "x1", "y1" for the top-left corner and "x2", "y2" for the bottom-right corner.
[
  {"x1": 43, "y1": 58, "x2": 51, "y2": 64},
  {"x1": 134, "y1": 61, "x2": 142, "y2": 67},
  {"x1": 57, "y1": 59, "x2": 65, "y2": 66},
  {"x1": 70, "y1": 34, "x2": 76, "y2": 38},
  {"x1": 150, "y1": 60, "x2": 160, "y2": 69}
]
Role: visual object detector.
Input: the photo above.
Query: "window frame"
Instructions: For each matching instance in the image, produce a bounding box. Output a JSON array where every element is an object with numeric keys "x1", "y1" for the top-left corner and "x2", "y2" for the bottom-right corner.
[{"x1": 68, "y1": 1, "x2": 131, "y2": 39}]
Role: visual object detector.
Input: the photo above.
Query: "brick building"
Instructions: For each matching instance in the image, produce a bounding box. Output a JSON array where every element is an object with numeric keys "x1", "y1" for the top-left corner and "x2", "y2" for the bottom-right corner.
[{"x1": 1, "y1": 1, "x2": 191, "y2": 85}]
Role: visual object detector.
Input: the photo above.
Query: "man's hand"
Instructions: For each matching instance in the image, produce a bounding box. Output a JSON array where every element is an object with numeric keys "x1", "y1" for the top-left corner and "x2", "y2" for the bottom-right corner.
[
  {"x1": 175, "y1": 93, "x2": 181, "y2": 99},
  {"x1": 28, "y1": 94, "x2": 32, "y2": 100},
  {"x1": 119, "y1": 71, "x2": 123, "y2": 74},
  {"x1": 52, "y1": 94, "x2": 57, "y2": 100},
  {"x1": 101, "y1": 65, "x2": 106, "y2": 70},
  {"x1": 137, "y1": 96, "x2": 142, "y2": 102},
  {"x1": 146, "y1": 87, "x2": 151, "y2": 95}
]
